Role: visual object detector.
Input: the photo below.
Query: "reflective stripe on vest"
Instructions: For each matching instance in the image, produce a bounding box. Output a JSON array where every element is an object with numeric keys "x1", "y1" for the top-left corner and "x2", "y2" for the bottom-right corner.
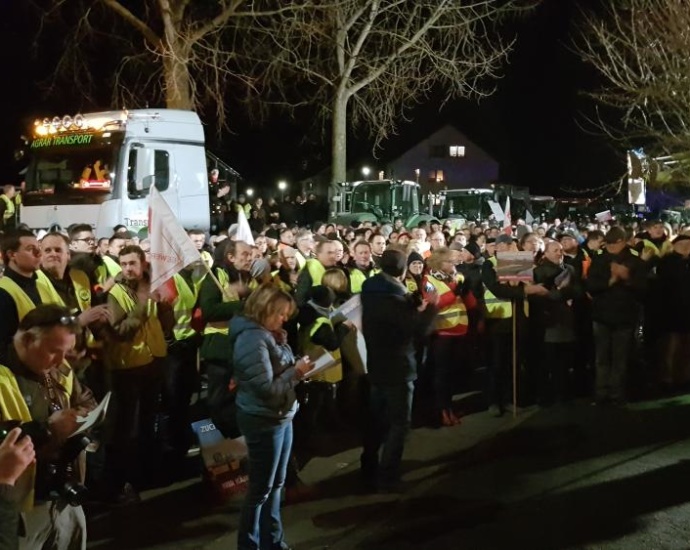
[
  {"x1": 484, "y1": 257, "x2": 513, "y2": 319},
  {"x1": 425, "y1": 275, "x2": 468, "y2": 331},
  {"x1": 106, "y1": 284, "x2": 166, "y2": 369},
  {"x1": 0, "y1": 195, "x2": 15, "y2": 221},
  {"x1": 305, "y1": 259, "x2": 326, "y2": 286},
  {"x1": 173, "y1": 273, "x2": 197, "y2": 341}
]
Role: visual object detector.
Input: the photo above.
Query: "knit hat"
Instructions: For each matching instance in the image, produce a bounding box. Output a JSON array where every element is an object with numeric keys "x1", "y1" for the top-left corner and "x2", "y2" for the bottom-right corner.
[
  {"x1": 407, "y1": 251, "x2": 424, "y2": 266},
  {"x1": 379, "y1": 249, "x2": 407, "y2": 277},
  {"x1": 250, "y1": 258, "x2": 271, "y2": 280},
  {"x1": 464, "y1": 240, "x2": 481, "y2": 259},
  {"x1": 495, "y1": 234, "x2": 514, "y2": 246}
]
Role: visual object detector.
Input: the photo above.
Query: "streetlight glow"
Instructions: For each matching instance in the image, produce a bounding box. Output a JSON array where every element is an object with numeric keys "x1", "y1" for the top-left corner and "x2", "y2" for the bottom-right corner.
[
  {"x1": 278, "y1": 180, "x2": 287, "y2": 191},
  {"x1": 362, "y1": 166, "x2": 371, "y2": 178},
  {"x1": 246, "y1": 188, "x2": 254, "y2": 197}
]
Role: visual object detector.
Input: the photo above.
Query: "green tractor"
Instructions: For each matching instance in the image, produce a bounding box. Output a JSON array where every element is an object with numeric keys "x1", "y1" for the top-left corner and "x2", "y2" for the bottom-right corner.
[{"x1": 332, "y1": 179, "x2": 436, "y2": 229}]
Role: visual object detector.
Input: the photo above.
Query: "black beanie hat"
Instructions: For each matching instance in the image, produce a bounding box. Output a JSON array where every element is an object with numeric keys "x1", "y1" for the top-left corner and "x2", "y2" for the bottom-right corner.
[
  {"x1": 464, "y1": 240, "x2": 481, "y2": 258},
  {"x1": 380, "y1": 249, "x2": 407, "y2": 277},
  {"x1": 407, "y1": 251, "x2": 424, "y2": 266}
]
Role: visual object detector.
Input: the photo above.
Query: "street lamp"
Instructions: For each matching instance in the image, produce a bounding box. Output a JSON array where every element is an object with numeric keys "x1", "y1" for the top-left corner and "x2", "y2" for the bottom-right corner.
[
  {"x1": 278, "y1": 180, "x2": 287, "y2": 200},
  {"x1": 362, "y1": 166, "x2": 371, "y2": 178},
  {"x1": 246, "y1": 188, "x2": 254, "y2": 198}
]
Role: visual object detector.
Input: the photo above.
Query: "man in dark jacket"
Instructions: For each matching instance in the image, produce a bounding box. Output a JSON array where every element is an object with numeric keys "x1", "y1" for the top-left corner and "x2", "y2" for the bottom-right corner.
[
  {"x1": 360, "y1": 249, "x2": 437, "y2": 492},
  {"x1": 587, "y1": 226, "x2": 648, "y2": 405}
]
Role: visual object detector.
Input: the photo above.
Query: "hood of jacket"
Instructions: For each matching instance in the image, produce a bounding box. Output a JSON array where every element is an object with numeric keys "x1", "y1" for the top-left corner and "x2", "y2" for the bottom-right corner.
[{"x1": 229, "y1": 315, "x2": 263, "y2": 348}]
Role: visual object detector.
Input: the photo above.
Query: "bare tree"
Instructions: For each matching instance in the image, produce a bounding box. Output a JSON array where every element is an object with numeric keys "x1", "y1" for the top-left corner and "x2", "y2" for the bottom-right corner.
[
  {"x1": 240, "y1": 0, "x2": 535, "y2": 185},
  {"x1": 31, "y1": 0, "x2": 304, "y2": 130},
  {"x1": 574, "y1": 0, "x2": 690, "y2": 184}
]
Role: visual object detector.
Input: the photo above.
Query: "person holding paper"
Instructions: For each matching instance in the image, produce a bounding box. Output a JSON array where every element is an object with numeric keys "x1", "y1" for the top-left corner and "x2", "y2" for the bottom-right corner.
[
  {"x1": 0, "y1": 304, "x2": 96, "y2": 549},
  {"x1": 231, "y1": 284, "x2": 313, "y2": 550}
]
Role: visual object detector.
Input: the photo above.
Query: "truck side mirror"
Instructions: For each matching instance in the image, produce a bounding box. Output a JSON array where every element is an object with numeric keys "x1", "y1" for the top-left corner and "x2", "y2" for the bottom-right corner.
[{"x1": 142, "y1": 175, "x2": 155, "y2": 192}]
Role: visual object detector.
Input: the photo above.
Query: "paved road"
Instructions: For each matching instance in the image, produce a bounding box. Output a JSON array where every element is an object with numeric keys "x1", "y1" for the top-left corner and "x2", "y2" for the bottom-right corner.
[{"x1": 86, "y1": 393, "x2": 690, "y2": 550}]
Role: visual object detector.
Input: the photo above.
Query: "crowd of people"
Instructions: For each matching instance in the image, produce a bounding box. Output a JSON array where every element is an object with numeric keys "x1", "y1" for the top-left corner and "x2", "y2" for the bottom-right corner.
[{"x1": 0, "y1": 189, "x2": 689, "y2": 549}]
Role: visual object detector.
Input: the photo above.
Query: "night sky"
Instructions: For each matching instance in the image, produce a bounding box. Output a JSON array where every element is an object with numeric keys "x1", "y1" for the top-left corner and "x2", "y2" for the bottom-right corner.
[{"x1": 0, "y1": 0, "x2": 623, "y2": 198}]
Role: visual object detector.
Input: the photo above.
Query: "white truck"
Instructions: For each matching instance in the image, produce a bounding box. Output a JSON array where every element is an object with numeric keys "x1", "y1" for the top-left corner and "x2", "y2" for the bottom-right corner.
[{"x1": 21, "y1": 109, "x2": 213, "y2": 237}]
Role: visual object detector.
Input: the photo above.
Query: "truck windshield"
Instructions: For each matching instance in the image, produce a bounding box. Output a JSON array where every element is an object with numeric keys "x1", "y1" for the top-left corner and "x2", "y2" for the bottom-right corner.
[{"x1": 23, "y1": 133, "x2": 123, "y2": 206}]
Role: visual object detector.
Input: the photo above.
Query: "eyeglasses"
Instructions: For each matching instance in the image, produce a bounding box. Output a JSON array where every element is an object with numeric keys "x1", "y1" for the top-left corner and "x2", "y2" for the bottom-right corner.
[{"x1": 73, "y1": 237, "x2": 96, "y2": 243}]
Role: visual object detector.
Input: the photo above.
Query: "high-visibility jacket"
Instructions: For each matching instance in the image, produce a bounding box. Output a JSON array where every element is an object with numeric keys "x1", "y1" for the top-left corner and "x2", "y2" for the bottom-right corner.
[
  {"x1": 642, "y1": 238, "x2": 672, "y2": 258},
  {"x1": 299, "y1": 317, "x2": 342, "y2": 383},
  {"x1": 484, "y1": 257, "x2": 513, "y2": 320},
  {"x1": 423, "y1": 274, "x2": 469, "y2": 335},
  {"x1": 0, "y1": 273, "x2": 63, "y2": 321},
  {"x1": 172, "y1": 273, "x2": 198, "y2": 341},
  {"x1": 304, "y1": 259, "x2": 326, "y2": 287},
  {"x1": 37, "y1": 268, "x2": 98, "y2": 348},
  {"x1": 0, "y1": 363, "x2": 74, "y2": 510},
  {"x1": 348, "y1": 266, "x2": 376, "y2": 294},
  {"x1": 106, "y1": 284, "x2": 166, "y2": 369},
  {"x1": 101, "y1": 256, "x2": 122, "y2": 279},
  {"x1": 203, "y1": 268, "x2": 256, "y2": 335},
  {"x1": 0, "y1": 194, "x2": 15, "y2": 221},
  {"x1": 295, "y1": 251, "x2": 307, "y2": 271}
]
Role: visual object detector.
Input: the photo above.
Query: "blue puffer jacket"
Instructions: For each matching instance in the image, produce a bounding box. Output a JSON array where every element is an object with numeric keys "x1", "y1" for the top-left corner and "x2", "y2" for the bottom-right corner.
[{"x1": 230, "y1": 315, "x2": 300, "y2": 421}]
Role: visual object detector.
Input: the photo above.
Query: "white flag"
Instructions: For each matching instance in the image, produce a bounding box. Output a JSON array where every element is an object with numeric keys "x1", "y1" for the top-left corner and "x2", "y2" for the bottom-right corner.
[
  {"x1": 503, "y1": 196, "x2": 512, "y2": 235},
  {"x1": 525, "y1": 209, "x2": 535, "y2": 225},
  {"x1": 235, "y1": 207, "x2": 255, "y2": 246},
  {"x1": 148, "y1": 187, "x2": 202, "y2": 292}
]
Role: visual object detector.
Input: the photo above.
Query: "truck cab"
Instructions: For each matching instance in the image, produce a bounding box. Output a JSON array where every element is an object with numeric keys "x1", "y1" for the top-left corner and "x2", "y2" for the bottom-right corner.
[{"x1": 20, "y1": 109, "x2": 210, "y2": 237}]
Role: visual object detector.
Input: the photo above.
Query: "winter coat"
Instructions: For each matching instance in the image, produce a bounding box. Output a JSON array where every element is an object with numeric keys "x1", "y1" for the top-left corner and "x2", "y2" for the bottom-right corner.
[{"x1": 230, "y1": 315, "x2": 301, "y2": 422}]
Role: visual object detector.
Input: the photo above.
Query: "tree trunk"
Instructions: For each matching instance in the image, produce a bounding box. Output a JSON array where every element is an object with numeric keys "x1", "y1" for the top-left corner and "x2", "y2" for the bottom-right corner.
[
  {"x1": 331, "y1": 91, "x2": 348, "y2": 185},
  {"x1": 162, "y1": 51, "x2": 194, "y2": 110}
]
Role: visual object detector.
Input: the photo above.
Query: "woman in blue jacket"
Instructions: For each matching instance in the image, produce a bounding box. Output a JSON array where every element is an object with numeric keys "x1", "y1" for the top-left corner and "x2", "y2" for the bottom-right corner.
[{"x1": 231, "y1": 284, "x2": 312, "y2": 550}]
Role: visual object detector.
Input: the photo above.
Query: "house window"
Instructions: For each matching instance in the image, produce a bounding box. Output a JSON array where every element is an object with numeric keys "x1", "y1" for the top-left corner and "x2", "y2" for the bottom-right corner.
[
  {"x1": 430, "y1": 145, "x2": 447, "y2": 158},
  {"x1": 449, "y1": 145, "x2": 466, "y2": 158},
  {"x1": 428, "y1": 170, "x2": 444, "y2": 184}
]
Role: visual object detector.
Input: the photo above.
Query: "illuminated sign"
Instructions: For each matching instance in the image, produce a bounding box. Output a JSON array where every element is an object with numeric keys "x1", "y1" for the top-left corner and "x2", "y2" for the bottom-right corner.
[{"x1": 30, "y1": 134, "x2": 95, "y2": 148}]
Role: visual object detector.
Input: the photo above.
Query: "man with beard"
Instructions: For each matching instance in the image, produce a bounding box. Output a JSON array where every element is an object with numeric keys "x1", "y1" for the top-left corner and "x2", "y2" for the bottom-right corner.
[{"x1": 102, "y1": 245, "x2": 174, "y2": 504}]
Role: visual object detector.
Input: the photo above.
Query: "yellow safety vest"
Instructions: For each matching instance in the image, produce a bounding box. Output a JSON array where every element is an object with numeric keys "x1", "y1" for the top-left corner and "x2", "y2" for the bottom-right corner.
[
  {"x1": 425, "y1": 275, "x2": 468, "y2": 331},
  {"x1": 295, "y1": 251, "x2": 307, "y2": 271},
  {"x1": 173, "y1": 273, "x2": 197, "y2": 341},
  {"x1": 299, "y1": 317, "x2": 343, "y2": 383},
  {"x1": 348, "y1": 266, "x2": 376, "y2": 294},
  {"x1": 404, "y1": 276, "x2": 419, "y2": 294},
  {"x1": 200, "y1": 250, "x2": 214, "y2": 271},
  {"x1": 305, "y1": 259, "x2": 326, "y2": 287},
  {"x1": 641, "y1": 238, "x2": 672, "y2": 258},
  {"x1": 37, "y1": 268, "x2": 98, "y2": 348},
  {"x1": 483, "y1": 257, "x2": 528, "y2": 319},
  {"x1": 106, "y1": 284, "x2": 167, "y2": 369},
  {"x1": 101, "y1": 256, "x2": 122, "y2": 278},
  {"x1": 0, "y1": 273, "x2": 63, "y2": 320},
  {"x1": 203, "y1": 268, "x2": 256, "y2": 335},
  {"x1": 0, "y1": 195, "x2": 15, "y2": 221},
  {"x1": 0, "y1": 363, "x2": 74, "y2": 511}
]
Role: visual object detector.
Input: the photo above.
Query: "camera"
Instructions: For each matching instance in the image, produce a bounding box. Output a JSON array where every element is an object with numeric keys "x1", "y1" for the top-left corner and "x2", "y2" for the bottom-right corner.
[{"x1": 0, "y1": 420, "x2": 91, "y2": 507}]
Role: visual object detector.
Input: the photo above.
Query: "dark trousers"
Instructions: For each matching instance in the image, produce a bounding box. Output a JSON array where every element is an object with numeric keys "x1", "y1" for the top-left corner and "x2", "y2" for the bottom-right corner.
[
  {"x1": 593, "y1": 322, "x2": 634, "y2": 401},
  {"x1": 539, "y1": 342, "x2": 574, "y2": 404},
  {"x1": 104, "y1": 361, "x2": 163, "y2": 491},
  {"x1": 486, "y1": 325, "x2": 512, "y2": 409},
  {"x1": 237, "y1": 412, "x2": 293, "y2": 550},
  {"x1": 162, "y1": 337, "x2": 199, "y2": 458},
  {"x1": 361, "y1": 381, "x2": 414, "y2": 489}
]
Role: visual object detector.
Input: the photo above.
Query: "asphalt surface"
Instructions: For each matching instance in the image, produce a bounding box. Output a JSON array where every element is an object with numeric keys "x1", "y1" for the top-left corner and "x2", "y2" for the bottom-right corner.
[{"x1": 85, "y1": 392, "x2": 690, "y2": 550}]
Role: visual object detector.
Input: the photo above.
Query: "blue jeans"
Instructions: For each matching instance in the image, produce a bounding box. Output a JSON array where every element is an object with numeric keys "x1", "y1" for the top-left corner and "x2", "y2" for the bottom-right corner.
[
  {"x1": 237, "y1": 412, "x2": 293, "y2": 550},
  {"x1": 361, "y1": 381, "x2": 414, "y2": 489}
]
